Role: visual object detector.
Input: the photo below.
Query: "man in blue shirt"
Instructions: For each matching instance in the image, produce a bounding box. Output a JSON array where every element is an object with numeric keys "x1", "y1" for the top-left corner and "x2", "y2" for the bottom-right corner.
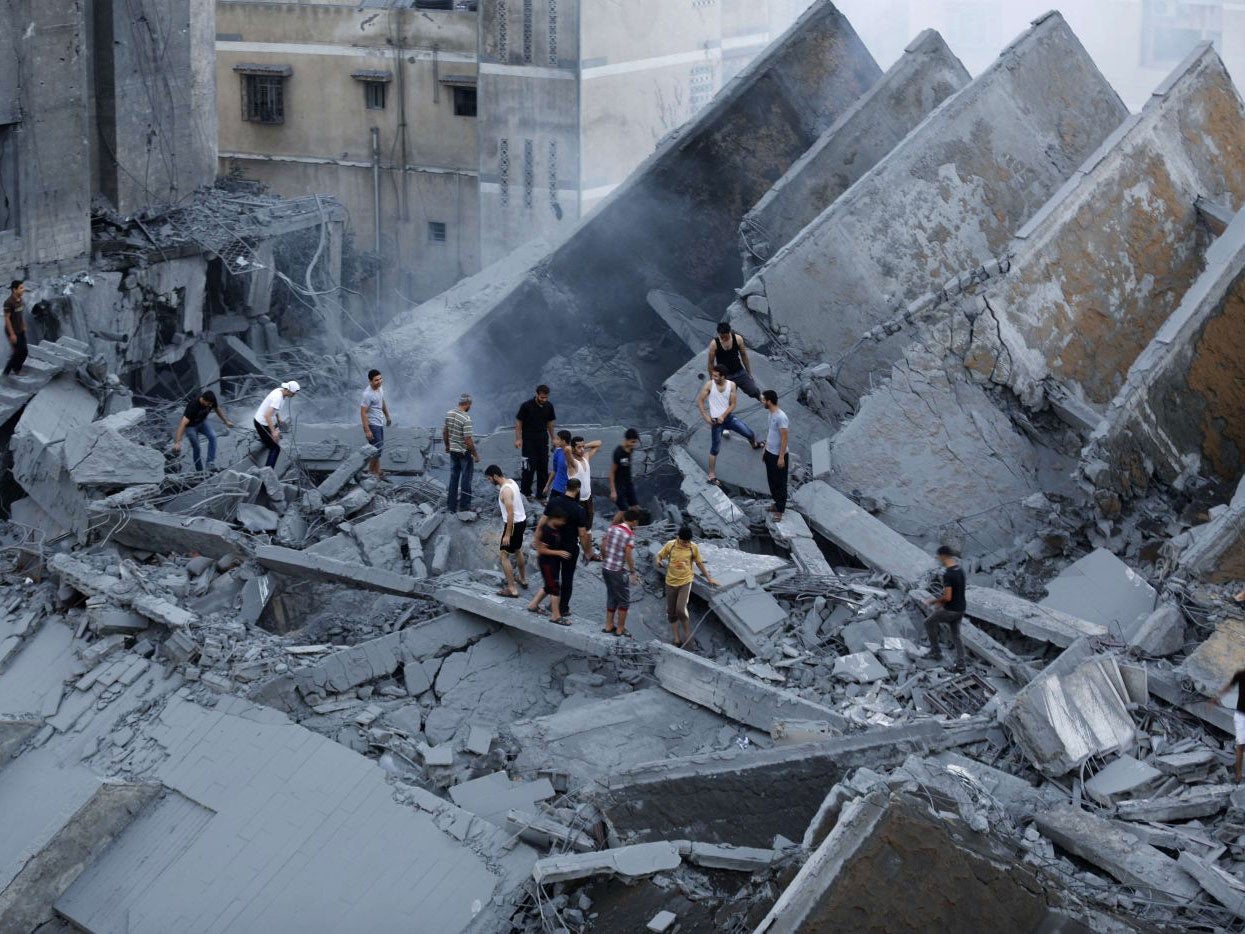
[{"x1": 544, "y1": 430, "x2": 573, "y2": 498}]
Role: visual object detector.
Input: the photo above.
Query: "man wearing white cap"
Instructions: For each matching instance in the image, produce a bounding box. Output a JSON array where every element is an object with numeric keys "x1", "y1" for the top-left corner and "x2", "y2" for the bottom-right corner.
[{"x1": 253, "y1": 380, "x2": 300, "y2": 468}]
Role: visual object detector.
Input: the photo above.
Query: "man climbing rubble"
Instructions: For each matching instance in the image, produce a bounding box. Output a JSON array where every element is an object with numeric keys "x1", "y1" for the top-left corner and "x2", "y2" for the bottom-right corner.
[
  {"x1": 173, "y1": 389, "x2": 233, "y2": 472},
  {"x1": 253, "y1": 380, "x2": 300, "y2": 469},
  {"x1": 3, "y1": 279, "x2": 27, "y2": 380},
  {"x1": 697, "y1": 365, "x2": 763, "y2": 484},
  {"x1": 443, "y1": 393, "x2": 480, "y2": 514},
  {"x1": 485, "y1": 464, "x2": 528, "y2": 598},
  {"x1": 707, "y1": 320, "x2": 761, "y2": 401},
  {"x1": 761, "y1": 389, "x2": 789, "y2": 521},
  {"x1": 359, "y1": 369, "x2": 392, "y2": 478},
  {"x1": 922, "y1": 545, "x2": 968, "y2": 672},
  {"x1": 514, "y1": 384, "x2": 556, "y2": 502},
  {"x1": 1213, "y1": 669, "x2": 1245, "y2": 782}
]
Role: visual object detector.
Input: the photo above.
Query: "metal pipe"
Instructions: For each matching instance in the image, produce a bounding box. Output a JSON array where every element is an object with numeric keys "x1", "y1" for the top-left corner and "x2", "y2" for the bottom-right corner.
[{"x1": 371, "y1": 126, "x2": 382, "y2": 314}]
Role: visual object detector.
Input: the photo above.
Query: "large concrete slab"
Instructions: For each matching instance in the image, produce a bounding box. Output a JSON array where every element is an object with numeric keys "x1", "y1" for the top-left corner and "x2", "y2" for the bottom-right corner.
[
  {"x1": 741, "y1": 29, "x2": 970, "y2": 275},
  {"x1": 791, "y1": 481, "x2": 937, "y2": 586},
  {"x1": 969, "y1": 586, "x2": 1107, "y2": 647},
  {"x1": 86, "y1": 507, "x2": 248, "y2": 559},
  {"x1": 255, "y1": 544, "x2": 425, "y2": 597},
  {"x1": 437, "y1": 583, "x2": 623, "y2": 657},
  {"x1": 1039, "y1": 548, "x2": 1157, "y2": 641},
  {"x1": 739, "y1": 13, "x2": 1126, "y2": 404},
  {"x1": 365, "y1": 1, "x2": 881, "y2": 428}
]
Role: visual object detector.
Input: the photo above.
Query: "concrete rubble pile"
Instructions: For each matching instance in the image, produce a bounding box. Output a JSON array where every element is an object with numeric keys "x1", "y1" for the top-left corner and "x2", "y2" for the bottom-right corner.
[{"x1": 7, "y1": 3, "x2": 1245, "y2": 932}]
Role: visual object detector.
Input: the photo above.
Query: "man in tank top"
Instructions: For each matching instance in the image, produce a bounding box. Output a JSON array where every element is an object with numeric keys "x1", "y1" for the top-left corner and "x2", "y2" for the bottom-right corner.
[
  {"x1": 707, "y1": 320, "x2": 761, "y2": 401},
  {"x1": 485, "y1": 464, "x2": 528, "y2": 597},
  {"x1": 696, "y1": 364, "x2": 763, "y2": 483},
  {"x1": 568, "y1": 435, "x2": 603, "y2": 528}
]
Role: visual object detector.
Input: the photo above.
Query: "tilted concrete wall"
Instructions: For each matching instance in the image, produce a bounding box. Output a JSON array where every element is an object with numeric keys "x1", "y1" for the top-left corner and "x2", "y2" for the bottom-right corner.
[
  {"x1": 1086, "y1": 207, "x2": 1245, "y2": 501},
  {"x1": 369, "y1": 1, "x2": 880, "y2": 422},
  {"x1": 739, "y1": 29, "x2": 969, "y2": 278},
  {"x1": 740, "y1": 13, "x2": 1126, "y2": 404},
  {"x1": 964, "y1": 44, "x2": 1245, "y2": 411}
]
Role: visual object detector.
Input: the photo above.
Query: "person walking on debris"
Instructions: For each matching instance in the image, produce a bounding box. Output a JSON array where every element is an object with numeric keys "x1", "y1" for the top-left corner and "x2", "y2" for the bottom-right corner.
[
  {"x1": 707, "y1": 321, "x2": 761, "y2": 401},
  {"x1": 568, "y1": 435, "x2": 602, "y2": 527},
  {"x1": 253, "y1": 381, "x2": 300, "y2": 469},
  {"x1": 359, "y1": 369, "x2": 392, "y2": 479},
  {"x1": 544, "y1": 430, "x2": 574, "y2": 498},
  {"x1": 528, "y1": 508, "x2": 570, "y2": 625},
  {"x1": 3, "y1": 279, "x2": 27, "y2": 379},
  {"x1": 601, "y1": 507, "x2": 642, "y2": 638},
  {"x1": 443, "y1": 393, "x2": 480, "y2": 513},
  {"x1": 761, "y1": 389, "x2": 789, "y2": 521},
  {"x1": 656, "y1": 526, "x2": 718, "y2": 648},
  {"x1": 610, "y1": 428, "x2": 641, "y2": 517},
  {"x1": 515, "y1": 384, "x2": 556, "y2": 501},
  {"x1": 1214, "y1": 669, "x2": 1245, "y2": 782},
  {"x1": 697, "y1": 365, "x2": 763, "y2": 484},
  {"x1": 173, "y1": 389, "x2": 233, "y2": 472},
  {"x1": 485, "y1": 464, "x2": 528, "y2": 598},
  {"x1": 923, "y1": 545, "x2": 968, "y2": 672},
  {"x1": 529, "y1": 477, "x2": 596, "y2": 620}
]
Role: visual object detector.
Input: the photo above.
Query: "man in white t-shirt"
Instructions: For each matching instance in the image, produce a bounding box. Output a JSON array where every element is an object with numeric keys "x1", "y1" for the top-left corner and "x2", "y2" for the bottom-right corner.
[
  {"x1": 359, "y1": 368, "x2": 392, "y2": 478},
  {"x1": 253, "y1": 381, "x2": 300, "y2": 468}
]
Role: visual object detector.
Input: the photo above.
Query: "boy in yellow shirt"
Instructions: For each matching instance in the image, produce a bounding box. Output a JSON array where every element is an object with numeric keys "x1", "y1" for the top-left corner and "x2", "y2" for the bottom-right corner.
[{"x1": 656, "y1": 526, "x2": 719, "y2": 647}]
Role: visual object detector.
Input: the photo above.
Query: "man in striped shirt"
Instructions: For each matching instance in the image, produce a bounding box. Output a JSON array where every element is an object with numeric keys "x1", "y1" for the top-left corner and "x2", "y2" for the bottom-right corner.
[
  {"x1": 601, "y1": 507, "x2": 642, "y2": 638},
  {"x1": 443, "y1": 393, "x2": 480, "y2": 513}
]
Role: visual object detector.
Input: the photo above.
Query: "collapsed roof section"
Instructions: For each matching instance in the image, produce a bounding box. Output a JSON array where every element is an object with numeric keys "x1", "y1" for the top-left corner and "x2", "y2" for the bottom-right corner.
[
  {"x1": 366, "y1": 0, "x2": 880, "y2": 423},
  {"x1": 735, "y1": 12, "x2": 1128, "y2": 405},
  {"x1": 739, "y1": 29, "x2": 970, "y2": 279}
]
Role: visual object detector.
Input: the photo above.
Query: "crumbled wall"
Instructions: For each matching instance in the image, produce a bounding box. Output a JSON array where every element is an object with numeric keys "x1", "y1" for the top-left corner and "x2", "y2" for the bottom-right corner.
[
  {"x1": 964, "y1": 45, "x2": 1245, "y2": 409},
  {"x1": 741, "y1": 13, "x2": 1126, "y2": 405}
]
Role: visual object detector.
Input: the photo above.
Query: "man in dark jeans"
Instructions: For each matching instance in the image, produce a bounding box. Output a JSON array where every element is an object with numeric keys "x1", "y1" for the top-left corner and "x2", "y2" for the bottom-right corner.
[
  {"x1": 443, "y1": 393, "x2": 480, "y2": 513},
  {"x1": 3, "y1": 279, "x2": 27, "y2": 379},
  {"x1": 760, "y1": 389, "x2": 789, "y2": 521},
  {"x1": 173, "y1": 389, "x2": 234, "y2": 471},
  {"x1": 538, "y1": 478, "x2": 596, "y2": 618},
  {"x1": 923, "y1": 545, "x2": 968, "y2": 672},
  {"x1": 514, "y1": 384, "x2": 556, "y2": 500}
]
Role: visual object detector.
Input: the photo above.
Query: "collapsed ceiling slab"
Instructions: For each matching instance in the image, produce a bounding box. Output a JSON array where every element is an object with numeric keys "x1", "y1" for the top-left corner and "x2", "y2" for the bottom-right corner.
[{"x1": 736, "y1": 12, "x2": 1127, "y2": 404}]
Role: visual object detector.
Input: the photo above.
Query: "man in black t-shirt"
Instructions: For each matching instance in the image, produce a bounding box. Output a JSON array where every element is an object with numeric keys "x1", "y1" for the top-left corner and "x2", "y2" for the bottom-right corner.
[
  {"x1": 531, "y1": 478, "x2": 596, "y2": 618},
  {"x1": 514, "y1": 384, "x2": 556, "y2": 500},
  {"x1": 173, "y1": 390, "x2": 234, "y2": 472},
  {"x1": 1218, "y1": 669, "x2": 1245, "y2": 782},
  {"x1": 610, "y1": 428, "x2": 640, "y2": 516},
  {"x1": 923, "y1": 544, "x2": 967, "y2": 671}
]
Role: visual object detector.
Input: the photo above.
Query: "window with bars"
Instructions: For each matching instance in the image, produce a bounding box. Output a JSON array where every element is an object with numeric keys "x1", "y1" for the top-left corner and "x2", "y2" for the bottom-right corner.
[
  {"x1": 428, "y1": 221, "x2": 447, "y2": 243},
  {"x1": 453, "y1": 86, "x2": 477, "y2": 117},
  {"x1": 363, "y1": 81, "x2": 387, "y2": 110},
  {"x1": 242, "y1": 74, "x2": 286, "y2": 124}
]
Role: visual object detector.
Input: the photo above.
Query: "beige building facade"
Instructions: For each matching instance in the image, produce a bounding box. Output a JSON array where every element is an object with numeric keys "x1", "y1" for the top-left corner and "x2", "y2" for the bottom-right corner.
[{"x1": 216, "y1": 0, "x2": 815, "y2": 302}]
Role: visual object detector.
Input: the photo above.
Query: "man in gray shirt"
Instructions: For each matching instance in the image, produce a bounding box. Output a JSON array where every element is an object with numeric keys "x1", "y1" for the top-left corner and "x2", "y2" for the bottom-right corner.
[
  {"x1": 359, "y1": 369, "x2": 392, "y2": 478},
  {"x1": 760, "y1": 389, "x2": 789, "y2": 521}
]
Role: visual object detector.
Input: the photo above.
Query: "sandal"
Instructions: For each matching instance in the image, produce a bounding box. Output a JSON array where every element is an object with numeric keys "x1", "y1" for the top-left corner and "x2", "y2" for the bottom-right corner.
[
  {"x1": 496, "y1": 589, "x2": 519, "y2": 598},
  {"x1": 602, "y1": 627, "x2": 616, "y2": 634},
  {"x1": 551, "y1": 617, "x2": 571, "y2": 626}
]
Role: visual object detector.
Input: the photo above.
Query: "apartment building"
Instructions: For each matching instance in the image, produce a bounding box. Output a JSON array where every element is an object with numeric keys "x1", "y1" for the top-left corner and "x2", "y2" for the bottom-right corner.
[{"x1": 216, "y1": 0, "x2": 814, "y2": 304}]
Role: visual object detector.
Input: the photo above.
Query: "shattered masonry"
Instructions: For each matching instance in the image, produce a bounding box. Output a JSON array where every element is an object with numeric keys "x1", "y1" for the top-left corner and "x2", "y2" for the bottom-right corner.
[{"x1": 6, "y1": 2, "x2": 1245, "y2": 932}]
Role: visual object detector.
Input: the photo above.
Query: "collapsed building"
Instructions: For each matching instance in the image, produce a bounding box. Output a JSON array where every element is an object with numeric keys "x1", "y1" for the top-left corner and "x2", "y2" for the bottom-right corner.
[{"x1": 6, "y1": 2, "x2": 1245, "y2": 932}]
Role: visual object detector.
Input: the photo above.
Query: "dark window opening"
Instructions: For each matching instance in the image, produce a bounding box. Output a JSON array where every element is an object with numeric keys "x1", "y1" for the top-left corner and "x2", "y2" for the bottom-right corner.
[
  {"x1": 428, "y1": 221, "x2": 447, "y2": 243},
  {"x1": 0, "y1": 124, "x2": 16, "y2": 233},
  {"x1": 364, "y1": 81, "x2": 386, "y2": 110},
  {"x1": 243, "y1": 75, "x2": 286, "y2": 124},
  {"x1": 452, "y1": 86, "x2": 477, "y2": 117}
]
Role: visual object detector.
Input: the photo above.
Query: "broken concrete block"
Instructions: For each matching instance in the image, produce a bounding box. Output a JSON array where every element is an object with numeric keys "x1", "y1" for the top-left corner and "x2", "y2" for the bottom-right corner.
[
  {"x1": 1039, "y1": 548, "x2": 1157, "y2": 641},
  {"x1": 1177, "y1": 851, "x2": 1245, "y2": 920},
  {"x1": 647, "y1": 910, "x2": 678, "y2": 933},
  {"x1": 86, "y1": 507, "x2": 246, "y2": 559},
  {"x1": 708, "y1": 584, "x2": 788, "y2": 655},
  {"x1": 429, "y1": 534, "x2": 452, "y2": 576},
  {"x1": 810, "y1": 438, "x2": 831, "y2": 479},
  {"x1": 506, "y1": 809, "x2": 595, "y2": 852},
  {"x1": 316, "y1": 445, "x2": 377, "y2": 499},
  {"x1": 685, "y1": 841, "x2": 775, "y2": 871},
  {"x1": 466, "y1": 724, "x2": 494, "y2": 756},
  {"x1": 1127, "y1": 603, "x2": 1185, "y2": 657},
  {"x1": 337, "y1": 487, "x2": 373, "y2": 517},
  {"x1": 771, "y1": 719, "x2": 839, "y2": 745},
  {"x1": 90, "y1": 606, "x2": 147, "y2": 635},
  {"x1": 276, "y1": 510, "x2": 308, "y2": 548},
  {"x1": 1036, "y1": 805, "x2": 1199, "y2": 901},
  {"x1": 1153, "y1": 749, "x2": 1217, "y2": 776},
  {"x1": 1115, "y1": 784, "x2": 1235, "y2": 822},
  {"x1": 832, "y1": 651, "x2": 888, "y2": 684},
  {"x1": 1082, "y1": 755, "x2": 1161, "y2": 806},
  {"x1": 532, "y1": 841, "x2": 682, "y2": 884},
  {"x1": 841, "y1": 619, "x2": 884, "y2": 654},
  {"x1": 255, "y1": 545, "x2": 422, "y2": 597},
  {"x1": 236, "y1": 503, "x2": 280, "y2": 533},
  {"x1": 449, "y1": 771, "x2": 554, "y2": 826}
]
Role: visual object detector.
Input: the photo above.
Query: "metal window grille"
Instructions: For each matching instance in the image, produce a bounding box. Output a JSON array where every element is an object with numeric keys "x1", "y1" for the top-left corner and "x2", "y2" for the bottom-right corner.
[
  {"x1": 428, "y1": 221, "x2": 447, "y2": 242},
  {"x1": 499, "y1": 138, "x2": 510, "y2": 206},
  {"x1": 243, "y1": 75, "x2": 285, "y2": 124},
  {"x1": 364, "y1": 81, "x2": 386, "y2": 110},
  {"x1": 497, "y1": 0, "x2": 508, "y2": 59},
  {"x1": 452, "y1": 86, "x2": 477, "y2": 116},
  {"x1": 522, "y1": 0, "x2": 533, "y2": 64},
  {"x1": 689, "y1": 64, "x2": 714, "y2": 111},
  {"x1": 547, "y1": 0, "x2": 558, "y2": 65},
  {"x1": 523, "y1": 138, "x2": 534, "y2": 209},
  {"x1": 547, "y1": 140, "x2": 558, "y2": 205}
]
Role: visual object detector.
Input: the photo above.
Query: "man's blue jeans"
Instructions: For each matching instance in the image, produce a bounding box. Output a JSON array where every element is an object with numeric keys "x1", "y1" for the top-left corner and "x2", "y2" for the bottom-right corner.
[
  {"x1": 448, "y1": 452, "x2": 474, "y2": 512},
  {"x1": 185, "y1": 422, "x2": 217, "y2": 470},
  {"x1": 709, "y1": 414, "x2": 756, "y2": 455}
]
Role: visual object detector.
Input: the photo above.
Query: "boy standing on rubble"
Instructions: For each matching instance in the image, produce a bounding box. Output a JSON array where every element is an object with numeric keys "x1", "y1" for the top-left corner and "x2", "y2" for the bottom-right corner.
[
  {"x1": 359, "y1": 369, "x2": 392, "y2": 478},
  {"x1": 173, "y1": 389, "x2": 233, "y2": 471},
  {"x1": 656, "y1": 526, "x2": 719, "y2": 648},
  {"x1": 760, "y1": 389, "x2": 789, "y2": 521},
  {"x1": 923, "y1": 545, "x2": 968, "y2": 672},
  {"x1": 3, "y1": 280, "x2": 26, "y2": 380},
  {"x1": 544, "y1": 430, "x2": 574, "y2": 498},
  {"x1": 253, "y1": 381, "x2": 300, "y2": 469}
]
